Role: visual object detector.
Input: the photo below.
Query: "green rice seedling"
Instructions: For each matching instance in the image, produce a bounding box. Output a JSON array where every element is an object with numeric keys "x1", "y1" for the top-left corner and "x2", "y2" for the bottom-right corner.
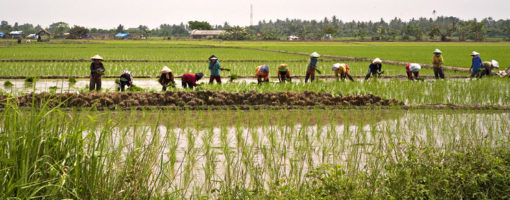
[
  {"x1": 68, "y1": 76, "x2": 77, "y2": 84},
  {"x1": 3, "y1": 80, "x2": 13, "y2": 87},
  {"x1": 24, "y1": 76, "x2": 36, "y2": 83}
]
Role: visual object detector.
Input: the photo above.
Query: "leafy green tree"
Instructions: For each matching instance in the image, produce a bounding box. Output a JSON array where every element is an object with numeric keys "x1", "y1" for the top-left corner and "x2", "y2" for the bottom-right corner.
[
  {"x1": 219, "y1": 26, "x2": 251, "y2": 40},
  {"x1": 188, "y1": 21, "x2": 213, "y2": 30},
  {"x1": 116, "y1": 24, "x2": 124, "y2": 33},
  {"x1": 69, "y1": 25, "x2": 89, "y2": 39},
  {"x1": 505, "y1": 25, "x2": 510, "y2": 41},
  {"x1": 49, "y1": 22, "x2": 70, "y2": 38}
]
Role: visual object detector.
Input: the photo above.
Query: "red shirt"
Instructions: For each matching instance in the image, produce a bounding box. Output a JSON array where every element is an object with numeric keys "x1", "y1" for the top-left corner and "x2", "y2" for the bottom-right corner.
[{"x1": 182, "y1": 73, "x2": 197, "y2": 86}]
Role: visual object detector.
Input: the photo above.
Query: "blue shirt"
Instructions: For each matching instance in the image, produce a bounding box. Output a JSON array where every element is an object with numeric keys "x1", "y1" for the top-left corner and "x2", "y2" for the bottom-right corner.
[
  {"x1": 209, "y1": 61, "x2": 221, "y2": 76},
  {"x1": 472, "y1": 57, "x2": 483, "y2": 71}
]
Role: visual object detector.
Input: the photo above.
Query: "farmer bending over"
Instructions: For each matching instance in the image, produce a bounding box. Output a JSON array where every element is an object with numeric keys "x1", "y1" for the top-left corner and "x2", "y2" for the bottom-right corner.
[
  {"x1": 159, "y1": 66, "x2": 175, "y2": 91},
  {"x1": 406, "y1": 63, "x2": 421, "y2": 81},
  {"x1": 256, "y1": 64, "x2": 270, "y2": 84},
  {"x1": 119, "y1": 70, "x2": 133, "y2": 91},
  {"x1": 332, "y1": 63, "x2": 354, "y2": 81},
  {"x1": 470, "y1": 51, "x2": 484, "y2": 78},
  {"x1": 278, "y1": 64, "x2": 291, "y2": 83},
  {"x1": 482, "y1": 60, "x2": 499, "y2": 77},
  {"x1": 182, "y1": 73, "x2": 204, "y2": 89},
  {"x1": 432, "y1": 49, "x2": 445, "y2": 79},
  {"x1": 365, "y1": 58, "x2": 382, "y2": 80},
  {"x1": 305, "y1": 52, "x2": 320, "y2": 83},
  {"x1": 89, "y1": 54, "x2": 105, "y2": 91}
]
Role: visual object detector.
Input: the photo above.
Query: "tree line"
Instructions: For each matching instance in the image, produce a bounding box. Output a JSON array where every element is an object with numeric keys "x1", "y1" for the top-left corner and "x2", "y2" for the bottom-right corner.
[{"x1": 2, "y1": 16, "x2": 510, "y2": 41}]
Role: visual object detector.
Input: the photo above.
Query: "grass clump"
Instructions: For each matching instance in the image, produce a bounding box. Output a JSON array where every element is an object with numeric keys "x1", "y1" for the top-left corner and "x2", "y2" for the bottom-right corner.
[
  {"x1": 3, "y1": 80, "x2": 13, "y2": 87},
  {"x1": 24, "y1": 76, "x2": 36, "y2": 83}
]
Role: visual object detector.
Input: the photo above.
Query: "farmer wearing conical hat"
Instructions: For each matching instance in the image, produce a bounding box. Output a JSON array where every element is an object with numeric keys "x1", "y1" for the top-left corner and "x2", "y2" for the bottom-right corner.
[
  {"x1": 159, "y1": 66, "x2": 175, "y2": 91},
  {"x1": 332, "y1": 63, "x2": 354, "y2": 81},
  {"x1": 405, "y1": 63, "x2": 421, "y2": 81},
  {"x1": 278, "y1": 64, "x2": 291, "y2": 83},
  {"x1": 89, "y1": 54, "x2": 105, "y2": 91},
  {"x1": 470, "y1": 51, "x2": 483, "y2": 78},
  {"x1": 208, "y1": 55, "x2": 222, "y2": 84},
  {"x1": 305, "y1": 52, "x2": 320, "y2": 83},
  {"x1": 118, "y1": 70, "x2": 133, "y2": 92},
  {"x1": 365, "y1": 58, "x2": 382, "y2": 80},
  {"x1": 255, "y1": 64, "x2": 270, "y2": 84},
  {"x1": 481, "y1": 60, "x2": 499, "y2": 77},
  {"x1": 182, "y1": 72, "x2": 204, "y2": 89},
  {"x1": 432, "y1": 49, "x2": 445, "y2": 79}
]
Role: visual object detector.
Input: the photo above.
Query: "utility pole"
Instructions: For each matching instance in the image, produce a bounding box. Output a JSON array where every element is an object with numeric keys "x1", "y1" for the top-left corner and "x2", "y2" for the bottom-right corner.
[{"x1": 250, "y1": 4, "x2": 253, "y2": 26}]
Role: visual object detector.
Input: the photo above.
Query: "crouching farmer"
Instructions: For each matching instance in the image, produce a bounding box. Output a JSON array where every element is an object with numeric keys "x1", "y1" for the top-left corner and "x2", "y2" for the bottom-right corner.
[
  {"x1": 278, "y1": 64, "x2": 291, "y2": 83},
  {"x1": 118, "y1": 70, "x2": 133, "y2": 91},
  {"x1": 89, "y1": 55, "x2": 105, "y2": 91},
  {"x1": 256, "y1": 64, "x2": 270, "y2": 84},
  {"x1": 182, "y1": 73, "x2": 204, "y2": 89},
  {"x1": 365, "y1": 58, "x2": 382, "y2": 80},
  {"x1": 159, "y1": 66, "x2": 175, "y2": 91},
  {"x1": 332, "y1": 63, "x2": 354, "y2": 81},
  {"x1": 406, "y1": 63, "x2": 421, "y2": 80},
  {"x1": 305, "y1": 52, "x2": 320, "y2": 83},
  {"x1": 482, "y1": 60, "x2": 499, "y2": 77}
]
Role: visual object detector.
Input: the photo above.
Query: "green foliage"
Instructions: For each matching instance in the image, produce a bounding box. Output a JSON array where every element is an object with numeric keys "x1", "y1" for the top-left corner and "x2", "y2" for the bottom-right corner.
[
  {"x1": 24, "y1": 76, "x2": 35, "y2": 83},
  {"x1": 3, "y1": 80, "x2": 12, "y2": 87},
  {"x1": 68, "y1": 76, "x2": 77, "y2": 84},
  {"x1": 188, "y1": 20, "x2": 213, "y2": 30},
  {"x1": 219, "y1": 26, "x2": 252, "y2": 40},
  {"x1": 68, "y1": 25, "x2": 90, "y2": 39}
]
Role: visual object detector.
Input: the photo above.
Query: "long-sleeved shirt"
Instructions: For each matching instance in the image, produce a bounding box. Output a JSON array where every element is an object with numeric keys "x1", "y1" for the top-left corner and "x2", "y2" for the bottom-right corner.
[
  {"x1": 307, "y1": 58, "x2": 319, "y2": 70},
  {"x1": 120, "y1": 72, "x2": 133, "y2": 86},
  {"x1": 158, "y1": 72, "x2": 175, "y2": 86},
  {"x1": 90, "y1": 62, "x2": 105, "y2": 76},
  {"x1": 368, "y1": 63, "x2": 382, "y2": 72},
  {"x1": 432, "y1": 55, "x2": 443, "y2": 68},
  {"x1": 209, "y1": 61, "x2": 221, "y2": 76},
  {"x1": 182, "y1": 73, "x2": 198, "y2": 86},
  {"x1": 471, "y1": 57, "x2": 483, "y2": 71}
]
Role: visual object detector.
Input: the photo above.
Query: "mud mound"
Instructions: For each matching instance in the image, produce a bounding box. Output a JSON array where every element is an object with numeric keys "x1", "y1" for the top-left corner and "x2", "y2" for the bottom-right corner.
[{"x1": 0, "y1": 91, "x2": 403, "y2": 109}]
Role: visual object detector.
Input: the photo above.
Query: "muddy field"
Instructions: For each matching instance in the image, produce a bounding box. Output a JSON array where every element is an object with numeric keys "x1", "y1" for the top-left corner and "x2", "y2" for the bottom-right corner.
[{"x1": 0, "y1": 91, "x2": 403, "y2": 108}]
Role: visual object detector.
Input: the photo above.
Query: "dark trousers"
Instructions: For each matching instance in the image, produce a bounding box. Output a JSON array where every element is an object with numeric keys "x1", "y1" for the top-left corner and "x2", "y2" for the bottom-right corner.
[
  {"x1": 471, "y1": 69, "x2": 483, "y2": 78},
  {"x1": 182, "y1": 81, "x2": 194, "y2": 89},
  {"x1": 209, "y1": 75, "x2": 221, "y2": 84},
  {"x1": 305, "y1": 70, "x2": 315, "y2": 83},
  {"x1": 119, "y1": 81, "x2": 130, "y2": 91},
  {"x1": 483, "y1": 67, "x2": 492, "y2": 77},
  {"x1": 433, "y1": 67, "x2": 445, "y2": 79},
  {"x1": 279, "y1": 71, "x2": 291, "y2": 82},
  {"x1": 365, "y1": 70, "x2": 378, "y2": 80},
  {"x1": 89, "y1": 75, "x2": 101, "y2": 91}
]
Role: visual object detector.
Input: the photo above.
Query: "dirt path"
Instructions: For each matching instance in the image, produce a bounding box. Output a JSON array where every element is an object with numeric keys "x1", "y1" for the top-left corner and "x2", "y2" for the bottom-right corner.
[
  {"x1": 1, "y1": 92, "x2": 508, "y2": 110},
  {"x1": 0, "y1": 75, "x2": 471, "y2": 79}
]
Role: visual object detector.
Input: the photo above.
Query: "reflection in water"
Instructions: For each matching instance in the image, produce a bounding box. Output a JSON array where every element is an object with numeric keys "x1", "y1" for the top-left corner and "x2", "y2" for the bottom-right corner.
[{"x1": 79, "y1": 109, "x2": 509, "y2": 197}]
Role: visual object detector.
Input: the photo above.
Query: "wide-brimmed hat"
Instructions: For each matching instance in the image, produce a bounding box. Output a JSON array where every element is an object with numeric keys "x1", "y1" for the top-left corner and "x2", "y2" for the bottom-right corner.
[
  {"x1": 410, "y1": 63, "x2": 421, "y2": 72},
  {"x1": 310, "y1": 52, "x2": 320, "y2": 58},
  {"x1": 471, "y1": 51, "x2": 480, "y2": 56},
  {"x1": 492, "y1": 60, "x2": 499, "y2": 68},
  {"x1": 332, "y1": 63, "x2": 346, "y2": 71},
  {"x1": 209, "y1": 55, "x2": 218, "y2": 60},
  {"x1": 373, "y1": 58, "x2": 382, "y2": 64},
  {"x1": 161, "y1": 66, "x2": 172, "y2": 73},
  {"x1": 91, "y1": 54, "x2": 103, "y2": 60},
  {"x1": 195, "y1": 72, "x2": 204, "y2": 80},
  {"x1": 279, "y1": 64, "x2": 288, "y2": 67},
  {"x1": 433, "y1": 49, "x2": 442, "y2": 54}
]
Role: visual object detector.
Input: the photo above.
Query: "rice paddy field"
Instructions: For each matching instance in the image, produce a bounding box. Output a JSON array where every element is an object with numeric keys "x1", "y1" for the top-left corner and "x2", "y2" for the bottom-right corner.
[{"x1": 1, "y1": 40, "x2": 510, "y2": 199}]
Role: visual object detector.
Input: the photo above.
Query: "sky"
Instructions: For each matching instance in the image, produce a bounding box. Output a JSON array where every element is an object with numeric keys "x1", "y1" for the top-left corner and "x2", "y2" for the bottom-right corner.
[{"x1": 1, "y1": 0, "x2": 509, "y2": 29}]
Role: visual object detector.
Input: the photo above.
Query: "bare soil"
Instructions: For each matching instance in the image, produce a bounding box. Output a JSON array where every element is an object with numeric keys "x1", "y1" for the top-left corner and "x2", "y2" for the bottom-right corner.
[{"x1": 0, "y1": 91, "x2": 403, "y2": 108}]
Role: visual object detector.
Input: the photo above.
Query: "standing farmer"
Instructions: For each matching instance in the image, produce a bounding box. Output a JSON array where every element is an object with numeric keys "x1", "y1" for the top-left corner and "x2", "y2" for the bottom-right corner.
[
  {"x1": 158, "y1": 66, "x2": 175, "y2": 91},
  {"x1": 470, "y1": 51, "x2": 483, "y2": 78},
  {"x1": 365, "y1": 58, "x2": 382, "y2": 80},
  {"x1": 332, "y1": 63, "x2": 354, "y2": 81},
  {"x1": 405, "y1": 63, "x2": 421, "y2": 80},
  {"x1": 255, "y1": 64, "x2": 270, "y2": 84},
  {"x1": 208, "y1": 55, "x2": 222, "y2": 84},
  {"x1": 278, "y1": 64, "x2": 291, "y2": 83},
  {"x1": 182, "y1": 73, "x2": 204, "y2": 89},
  {"x1": 89, "y1": 55, "x2": 105, "y2": 91},
  {"x1": 305, "y1": 52, "x2": 320, "y2": 83},
  {"x1": 432, "y1": 49, "x2": 445, "y2": 79}
]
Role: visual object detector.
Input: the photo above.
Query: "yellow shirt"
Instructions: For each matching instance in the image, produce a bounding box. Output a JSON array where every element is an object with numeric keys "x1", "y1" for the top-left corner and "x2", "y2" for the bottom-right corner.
[{"x1": 432, "y1": 55, "x2": 443, "y2": 67}]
